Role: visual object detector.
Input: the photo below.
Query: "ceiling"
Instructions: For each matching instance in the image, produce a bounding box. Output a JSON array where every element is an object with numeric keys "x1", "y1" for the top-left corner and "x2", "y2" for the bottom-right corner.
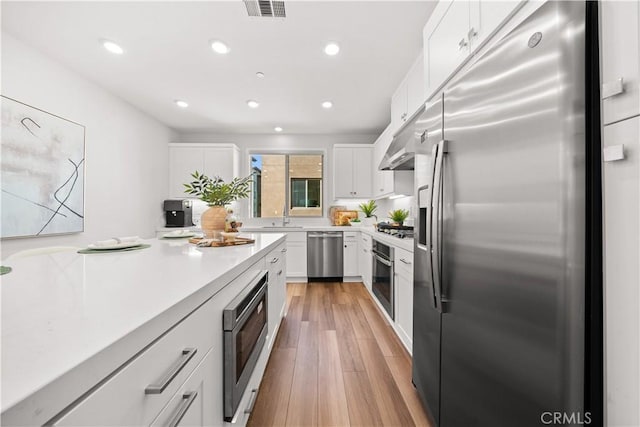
[{"x1": 1, "y1": 1, "x2": 436, "y2": 135}]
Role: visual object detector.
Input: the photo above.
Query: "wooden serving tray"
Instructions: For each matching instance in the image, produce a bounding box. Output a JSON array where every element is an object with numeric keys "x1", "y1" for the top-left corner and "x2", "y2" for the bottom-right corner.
[{"x1": 188, "y1": 237, "x2": 255, "y2": 247}]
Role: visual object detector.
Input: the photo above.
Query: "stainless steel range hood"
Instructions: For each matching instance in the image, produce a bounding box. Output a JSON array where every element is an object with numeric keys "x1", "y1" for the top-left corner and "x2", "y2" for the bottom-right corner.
[{"x1": 379, "y1": 104, "x2": 426, "y2": 171}]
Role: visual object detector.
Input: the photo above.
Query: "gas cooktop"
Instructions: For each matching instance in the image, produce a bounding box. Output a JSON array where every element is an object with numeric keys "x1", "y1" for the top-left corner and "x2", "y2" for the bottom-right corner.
[{"x1": 376, "y1": 223, "x2": 414, "y2": 239}]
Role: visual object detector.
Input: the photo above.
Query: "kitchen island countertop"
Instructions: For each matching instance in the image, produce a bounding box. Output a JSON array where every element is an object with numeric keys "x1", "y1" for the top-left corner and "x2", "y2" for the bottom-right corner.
[{"x1": 1, "y1": 233, "x2": 285, "y2": 424}]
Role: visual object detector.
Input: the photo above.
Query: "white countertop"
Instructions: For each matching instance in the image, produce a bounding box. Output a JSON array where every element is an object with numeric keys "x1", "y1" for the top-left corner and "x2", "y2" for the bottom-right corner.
[
  {"x1": 240, "y1": 225, "x2": 415, "y2": 252},
  {"x1": 1, "y1": 233, "x2": 285, "y2": 422}
]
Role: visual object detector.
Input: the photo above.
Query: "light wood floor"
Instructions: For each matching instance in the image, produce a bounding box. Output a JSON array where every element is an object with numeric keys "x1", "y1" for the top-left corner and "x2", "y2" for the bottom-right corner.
[{"x1": 247, "y1": 282, "x2": 433, "y2": 427}]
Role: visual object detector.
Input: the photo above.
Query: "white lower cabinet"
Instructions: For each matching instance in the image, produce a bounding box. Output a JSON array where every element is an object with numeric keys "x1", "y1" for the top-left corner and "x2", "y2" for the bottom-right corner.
[
  {"x1": 343, "y1": 231, "x2": 359, "y2": 278},
  {"x1": 51, "y1": 252, "x2": 282, "y2": 427},
  {"x1": 284, "y1": 232, "x2": 307, "y2": 279},
  {"x1": 53, "y1": 294, "x2": 218, "y2": 426},
  {"x1": 394, "y1": 247, "x2": 414, "y2": 353},
  {"x1": 150, "y1": 348, "x2": 216, "y2": 427},
  {"x1": 266, "y1": 243, "x2": 287, "y2": 348},
  {"x1": 359, "y1": 233, "x2": 372, "y2": 290}
]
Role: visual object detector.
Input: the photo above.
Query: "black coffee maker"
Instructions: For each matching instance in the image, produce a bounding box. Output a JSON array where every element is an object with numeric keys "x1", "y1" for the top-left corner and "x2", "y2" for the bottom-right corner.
[{"x1": 164, "y1": 200, "x2": 194, "y2": 227}]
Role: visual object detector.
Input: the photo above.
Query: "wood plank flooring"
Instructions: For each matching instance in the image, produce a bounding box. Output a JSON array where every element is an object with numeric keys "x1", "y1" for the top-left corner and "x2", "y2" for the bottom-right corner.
[{"x1": 248, "y1": 282, "x2": 433, "y2": 427}]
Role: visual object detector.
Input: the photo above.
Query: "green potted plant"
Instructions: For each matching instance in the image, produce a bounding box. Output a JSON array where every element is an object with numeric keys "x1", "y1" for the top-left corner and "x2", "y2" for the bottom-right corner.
[
  {"x1": 358, "y1": 200, "x2": 378, "y2": 227},
  {"x1": 184, "y1": 171, "x2": 252, "y2": 238},
  {"x1": 389, "y1": 209, "x2": 409, "y2": 226},
  {"x1": 349, "y1": 217, "x2": 362, "y2": 227}
]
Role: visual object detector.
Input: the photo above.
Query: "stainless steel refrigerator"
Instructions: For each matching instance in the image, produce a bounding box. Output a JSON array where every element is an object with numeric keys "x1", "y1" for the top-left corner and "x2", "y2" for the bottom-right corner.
[{"x1": 412, "y1": 2, "x2": 602, "y2": 426}]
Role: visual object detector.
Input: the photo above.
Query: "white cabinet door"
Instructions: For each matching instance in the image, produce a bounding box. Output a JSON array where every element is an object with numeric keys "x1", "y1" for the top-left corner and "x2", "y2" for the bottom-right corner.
[
  {"x1": 343, "y1": 240, "x2": 358, "y2": 277},
  {"x1": 425, "y1": 0, "x2": 470, "y2": 95},
  {"x1": 395, "y1": 271, "x2": 413, "y2": 353},
  {"x1": 169, "y1": 144, "x2": 240, "y2": 199},
  {"x1": 359, "y1": 233, "x2": 372, "y2": 290},
  {"x1": 333, "y1": 147, "x2": 354, "y2": 198},
  {"x1": 603, "y1": 117, "x2": 640, "y2": 427},
  {"x1": 169, "y1": 147, "x2": 204, "y2": 198},
  {"x1": 391, "y1": 80, "x2": 408, "y2": 132},
  {"x1": 352, "y1": 147, "x2": 372, "y2": 198},
  {"x1": 286, "y1": 241, "x2": 307, "y2": 278},
  {"x1": 333, "y1": 146, "x2": 372, "y2": 199},
  {"x1": 406, "y1": 53, "x2": 426, "y2": 116},
  {"x1": 266, "y1": 243, "x2": 286, "y2": 344},
  {"x1": 203, "y1": 148, "x2": 236, "y2": 182},
  {"x1": 600, "y1": 0, "x2": 640, "y2": 125},
  {"x1": 469, "y1": 1, "x2": 520, "y2": 50}
]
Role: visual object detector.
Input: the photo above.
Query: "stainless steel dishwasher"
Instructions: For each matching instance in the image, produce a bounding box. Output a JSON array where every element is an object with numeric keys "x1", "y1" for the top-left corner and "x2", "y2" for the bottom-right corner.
[{"x1": 307, "y1": 231, "x2": 343, "y2": 280}]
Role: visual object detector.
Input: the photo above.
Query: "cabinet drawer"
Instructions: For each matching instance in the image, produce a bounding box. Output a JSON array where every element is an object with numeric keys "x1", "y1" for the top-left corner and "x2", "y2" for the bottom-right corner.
[
  {"x1": 150, "y1": 348, "x2": 216, "y2": 427},
  {"x1": 344, "y1": 231, "x2": 358, "y2": 241},
  {"x1": 54, "y1": 300, "x2": 216, "y2": 426},
  {"x1": 394, "y1": 248, "x2": 413, "y2": 279},
  {"x1": 266, "y1": 243, "x2": 286, "y2": 275},
  {"x1": 360, "y1": 233, "x2": 372, "y2": 247}
]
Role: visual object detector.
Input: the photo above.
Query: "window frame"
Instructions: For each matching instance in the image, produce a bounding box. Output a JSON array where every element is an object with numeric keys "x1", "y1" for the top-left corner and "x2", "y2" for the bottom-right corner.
[{"x1": 247, "y1": 149, "x2": 325, "y2": 218}]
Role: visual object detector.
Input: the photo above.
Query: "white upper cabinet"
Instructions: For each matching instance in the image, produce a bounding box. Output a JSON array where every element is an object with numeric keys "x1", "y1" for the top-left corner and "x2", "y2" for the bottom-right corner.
[
  {"x1": 391, "y1": 53, "x2": 425, "y2": 136},
  {"x1": 600, "y1": 0, "x2": 640, "y2": 125},
  {"x1": 423, "y1": 0, "x2": 520, "y2": 100},
  {"x1": 333, "y1": 145, "x2": 372, "y2": 199},
  {"x1": 406, "y1": 53, "x2": 426, "y2": 116},
  {"x1": 469, "y1": 1, "x2": 522, "y2": 50},
  {"x1": 168, "y1": 143, "x2": 240, "y2": 199},
  {"x1": 424, "y1": 0, "x2": 470, "y2": 98}
]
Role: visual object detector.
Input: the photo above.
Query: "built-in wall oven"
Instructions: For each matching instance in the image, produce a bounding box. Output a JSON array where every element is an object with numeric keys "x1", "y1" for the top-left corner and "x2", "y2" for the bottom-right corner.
[
  {"x1": 223, "y1": 271, "x2": 268, "y2": 421},
  {"x1": 372, "y1": 239, "x2": 394, "y2": 320}
]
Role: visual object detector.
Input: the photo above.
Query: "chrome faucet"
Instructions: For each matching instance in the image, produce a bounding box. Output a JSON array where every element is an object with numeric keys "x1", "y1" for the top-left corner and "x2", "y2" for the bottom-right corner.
[{"x1": 282, "y1": 204, "x2": 290, "y2": 227}]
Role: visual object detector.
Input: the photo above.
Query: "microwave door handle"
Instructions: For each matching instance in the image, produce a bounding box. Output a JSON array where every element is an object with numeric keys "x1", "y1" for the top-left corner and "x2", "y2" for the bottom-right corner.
[{"x1": 431, "y1": 140, "x2": 447, "y2": 313}]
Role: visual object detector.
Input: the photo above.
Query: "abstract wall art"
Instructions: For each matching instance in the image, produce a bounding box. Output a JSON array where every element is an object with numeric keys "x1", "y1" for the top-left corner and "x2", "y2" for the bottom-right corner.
[{"x1": 1, "y1": 96, "x2": 86, "y2": 238}]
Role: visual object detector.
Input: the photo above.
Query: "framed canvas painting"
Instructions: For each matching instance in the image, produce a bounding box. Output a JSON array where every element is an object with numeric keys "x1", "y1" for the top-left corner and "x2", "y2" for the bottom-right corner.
[{"x1": 1, "y1": 96, "x2": 86, "y2": 238}]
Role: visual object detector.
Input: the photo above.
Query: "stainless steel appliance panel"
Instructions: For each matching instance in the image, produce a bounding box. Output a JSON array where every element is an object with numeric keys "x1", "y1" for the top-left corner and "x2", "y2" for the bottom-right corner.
[
  {"x1": 412, "y1": 96, "x2": 443, "y2": 425},
  {"x1": 372, "y1": 240, "x2": 394, "y2": 319},
  {"x1": 438, "y1": 2, "x2": 586, "y2": 426},
  {"x1": 307, "y1": 231, "x2": 344, "y2": 279},
  {"x1": 223, "y1": 271, "x2": 268, "y2": 421}
]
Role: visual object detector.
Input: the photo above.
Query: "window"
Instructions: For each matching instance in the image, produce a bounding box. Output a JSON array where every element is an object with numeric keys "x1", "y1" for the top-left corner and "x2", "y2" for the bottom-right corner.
[{"x1": 250, "y1": 153, "x2": 323, "y2": 218}]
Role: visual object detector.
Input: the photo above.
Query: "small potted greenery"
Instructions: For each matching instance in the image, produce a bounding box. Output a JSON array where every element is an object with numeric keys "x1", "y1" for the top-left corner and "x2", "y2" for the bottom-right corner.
[
  {"x1": 184, "y1": 171, "x2": 252, "y2": 238},
  {"x1": 389, "y1": 209, "x2": 410, "y2": 226},
  {"x1": 358, "y1": 200, "x2": 378, "y2": 227},
  {"x1": 349, "y1": 217, "x2": 362, "y2": 227}
]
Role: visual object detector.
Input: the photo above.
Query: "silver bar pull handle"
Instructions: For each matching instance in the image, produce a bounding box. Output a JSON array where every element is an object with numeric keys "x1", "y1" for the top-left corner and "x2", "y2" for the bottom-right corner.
[
  {"x1": 431, "y1": 140, "x2": 448, "y2": 313},
  {"x1": 167, "y1": 391, "x2": 198, "y2": 427},
  {"x1": 145, "y1": 348, "x2": 197, "y2": 394},
  {"x1": 602, "y1": 77, "x2": 624, "y2": 99},
  {"x1": 400, "y1": 258, "x2": 412, "y2": 265},
  {"x1": 425, "y1": 144, "x2": 439, "y2": 309},
  {"x1": 458, "y1": 37, "x2": 468, "y2": 50},
  {"x1": 244, "y1": 388, "x2": 259, "y2": 414},
  {"x1": 270, "y1": 257, "x2": 279, "y2": 264},
  {"x1": 468, "y1": 27, "x2": 477, "y2": 40},
  {"x1": 281, "y1": 248, "x2": 287, "y2": 253}
]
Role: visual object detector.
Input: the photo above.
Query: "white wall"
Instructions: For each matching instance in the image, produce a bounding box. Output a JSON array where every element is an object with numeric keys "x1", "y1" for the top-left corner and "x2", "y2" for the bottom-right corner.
[
  {"x1": 174, "y1": 132, "x2": 377, "y2": 225},
  {"x1": 1, "y1": 33, "x2": 172, "y2": 257}
]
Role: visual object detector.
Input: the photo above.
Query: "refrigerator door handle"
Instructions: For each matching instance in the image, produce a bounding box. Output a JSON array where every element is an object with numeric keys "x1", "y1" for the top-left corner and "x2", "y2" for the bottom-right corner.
[{"x1": 431, "y1": 140, "x2": 448, "y2": 312}]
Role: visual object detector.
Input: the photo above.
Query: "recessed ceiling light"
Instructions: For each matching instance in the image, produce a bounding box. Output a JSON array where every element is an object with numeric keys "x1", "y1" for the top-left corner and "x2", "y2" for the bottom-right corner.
[
  {"x1": 322, "y1": 101, "x2": 333, "y2": 109},
  {"x1": 256, "y1": 72, "x2": 265, "y2": 78},
  {"x1": 102, "y1": 40, "x2": 124, "y2": 55},
  {"x1": 175, "y1": 100, "x2": 189, "y2": 108},
  {"x1": 210, "y1": 40, "x2": 230, "y2": 54},
  {"x1": 247, "y1": 100, "x2": 260, "y2": 109},
  {"x1": 274, "y1": 126, "x2": 283, "y2": 132},
  {"x1": 324, "y1": 43, "x2": 340, "y2": 56}
]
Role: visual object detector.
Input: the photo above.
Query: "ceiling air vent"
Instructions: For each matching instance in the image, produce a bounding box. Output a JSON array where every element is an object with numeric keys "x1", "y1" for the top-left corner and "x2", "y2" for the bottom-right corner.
[{"x1": 244, "y1": 0, "x2": 286, "y2": 18}]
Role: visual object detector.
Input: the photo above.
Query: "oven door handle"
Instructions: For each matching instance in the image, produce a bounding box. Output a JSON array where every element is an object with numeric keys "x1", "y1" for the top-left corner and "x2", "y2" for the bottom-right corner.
[{"x1": 373, "y1": 253, "x2": 393, "y2": 267}]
